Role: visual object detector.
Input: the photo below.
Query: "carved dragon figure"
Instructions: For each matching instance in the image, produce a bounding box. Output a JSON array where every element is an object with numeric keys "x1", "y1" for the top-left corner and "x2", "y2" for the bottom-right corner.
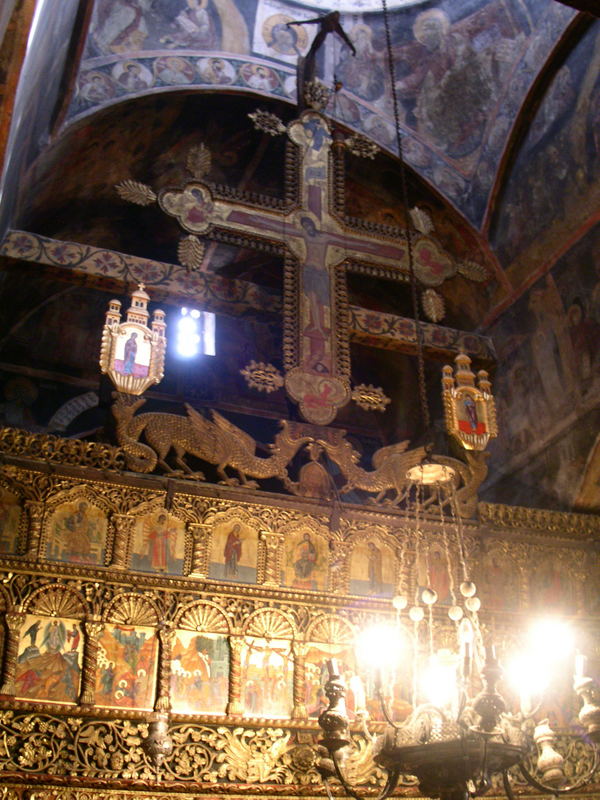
[
  {"x1": 317, "y1": 437, "x2": 428, "y2": 504},
  {"x1": 111, "y1": 394, "x2": 311, "y2": 486},
  {"x1": 432, "y1": 450, "x2": 490, "y2": 518}
]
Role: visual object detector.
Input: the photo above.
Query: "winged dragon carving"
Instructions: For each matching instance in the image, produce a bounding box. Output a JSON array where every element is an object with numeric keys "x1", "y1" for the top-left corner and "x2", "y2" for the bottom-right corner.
[{"x1": 111, "y1": 394, "x2": 310, "y2": 486}]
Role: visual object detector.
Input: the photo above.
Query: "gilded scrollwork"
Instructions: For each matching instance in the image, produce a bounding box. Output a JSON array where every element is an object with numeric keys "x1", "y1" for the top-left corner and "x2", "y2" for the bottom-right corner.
[
  {"x1": 23, "y1": 500, "x2": 44, "y2": 559},
  {"x1": 108, "y1": 514, "x2": 135, "y2": 570},
  {"x1": 0, "y1": 610, "x2": 25, "y2": 695},
  {"x1": 258, "y1": 530, "x2": 284, "y2": 587},
  {"x1": 80, "y1": 620, "x2": 104, "y2": 705}
]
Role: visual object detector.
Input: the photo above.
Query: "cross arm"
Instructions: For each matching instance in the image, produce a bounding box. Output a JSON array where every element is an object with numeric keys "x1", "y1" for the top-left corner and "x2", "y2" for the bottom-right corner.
[{"x1": 349, "y1": 306, "x2": 496, "y2": 363}]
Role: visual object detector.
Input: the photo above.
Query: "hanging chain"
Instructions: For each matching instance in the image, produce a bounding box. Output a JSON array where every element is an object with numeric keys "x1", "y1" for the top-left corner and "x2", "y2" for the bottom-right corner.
[{"x1": 381, "y1": 0, "x2": 430, "y2": 430}]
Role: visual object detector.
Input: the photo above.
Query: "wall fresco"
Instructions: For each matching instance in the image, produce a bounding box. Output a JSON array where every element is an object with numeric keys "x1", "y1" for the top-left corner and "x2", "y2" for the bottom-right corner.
[
  {"x1": 16, "y1": 615, "x2": 82, "y2": 704},
  {"x1": 96, "y1": 623, "x2": 158, "y2": 710},
  {"x1": 45, "y1": 500, "x2": 107, "y2": 566},
  {"x1": 484, "y1": 225, "x2": 600, "y2": 510},
  {"x1": 491, "y1": 23, "x2": 600, "y2": 274},
  {"x1": 65, "y1": 0, "x2": 575, "y2": 226},
  {"x1": 170, "y1": 631, "x2": 229, "y2": 714},
  {"x1": 241, "y1": 636, "x2": 293, "y2": 717},
  {"x1": 281, "y1": 529, "x2": 328, "y2": 591},
  {"x1": 131, "y1": 510, "x2": 186, "y2": 575},
  {"x1": 349, "y1": 539, "x2": 395, "y2": 597},
  {"x1": 474, "y1": 550, "x2": 520, "y2": 612},
  {"x1": 209, "y1": 519, "x2": 258, "y2": 583}
]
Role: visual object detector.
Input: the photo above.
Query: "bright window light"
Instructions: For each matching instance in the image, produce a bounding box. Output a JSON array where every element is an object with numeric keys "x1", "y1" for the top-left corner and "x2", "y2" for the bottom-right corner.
[
  {"x1": 355, "y1": 624, "x2": 405, "y2": 670},
  {"x1": 176, "y1": 308, "x2": 216, "y2": 358}
]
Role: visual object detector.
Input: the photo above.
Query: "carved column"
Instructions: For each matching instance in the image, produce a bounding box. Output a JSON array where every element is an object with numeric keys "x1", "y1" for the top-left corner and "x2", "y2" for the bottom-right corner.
[
  {"x1": 1, "y1": 609, "x2": 25, "y2": 695},
  {"x1": 292, "y1": 641, "x2": 308, "y2": 719},
  {"x1": 227, "y1": 635, "x2": 244, "y2": 716},
  {"x1": 80, "y1": 619, "x2": 104, "y2": 705},
  {"x1": 258, "y1": 530, "x2": 284, "y2": 586},
  {"x1": 155, "y1": 624, "x2": 176, "y2": 711},
  {"x1": 109, "y1": 513, "x2": 135, "y2": 569},
  {"x1": 517, "y1": 547, "x2": 530, "y2": 610},
  {"x1": 329, "y1": 540, "x2": 349, "y2": 594},
  {"x1": 187, "y1": 523, "x2": 211, "y2": 578},
  {"x1": 24, "y1": 501, "x2": 45, "y2": 560}
]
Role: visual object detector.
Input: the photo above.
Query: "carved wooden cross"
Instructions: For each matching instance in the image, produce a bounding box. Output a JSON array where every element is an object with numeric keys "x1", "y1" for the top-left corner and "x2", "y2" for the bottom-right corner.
[{"x1": 119, "y1": 109, "x2": 458, "y2": 425}]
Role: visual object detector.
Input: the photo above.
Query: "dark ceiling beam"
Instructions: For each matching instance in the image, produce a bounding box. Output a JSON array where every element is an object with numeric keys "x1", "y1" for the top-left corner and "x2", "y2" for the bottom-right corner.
[
  {"x1": 553, "y1": 0, "x2": 599, "y2": 17},
  {"x1": 0, "y1": 229, "x2": 495, "y2": 362}
]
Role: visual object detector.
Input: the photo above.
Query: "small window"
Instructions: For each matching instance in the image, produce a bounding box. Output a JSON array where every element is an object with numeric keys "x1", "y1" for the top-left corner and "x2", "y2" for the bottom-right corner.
[{"x1": 176, "y1": 308, "x2": 215, "y2": 357}]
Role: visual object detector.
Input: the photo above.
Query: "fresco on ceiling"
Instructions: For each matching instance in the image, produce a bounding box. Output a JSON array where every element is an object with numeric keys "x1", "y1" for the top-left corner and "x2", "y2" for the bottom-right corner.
[
  {"x1": 131, "y1": 510, "x2": 186, "y2": 574},
  {"x1": 240, "y1": 636, "x2": 293, "y2": 717},
  {"x1": 16, "y1": 615, "x2": 82, "y2": 704},
  {"x1": 68, "y1": 0, "x2": 575, "y2": 226},
  {"x1": 209, "y1": 518, "x2": 258, "y2": 583},
  {"x1": 349, "y1": 539, "x2": 395, "y2": 597},
  {"x1": 484, "y1": 225, "x2": 600, "y2": 511},
  {"x1": 491, "y1": 23, "x2": 600, "y2": 273},
  {"x1": 0, "y1": 487, "x2": 21, "y2": 555},
  {"x1": 45, "y1": 500, "x2": 107, "y2": 565},
  {"x1": 170, "y1": 631, "x2": 229, "y2": 714},
  {"x1": 96, "y1": 623, "x2": 158, "y2": 710}
]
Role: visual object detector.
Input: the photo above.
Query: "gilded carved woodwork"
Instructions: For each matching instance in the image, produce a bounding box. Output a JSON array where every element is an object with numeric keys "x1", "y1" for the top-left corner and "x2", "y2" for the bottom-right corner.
[
  {"x1": 0, "y1": 456, "x2": 596, "y2": 796},
  {"x1": 80, "y1": 620, "x2": 105, "y2": 705},
  {"x1": 109, "y1": 514, "x2": 135, "y2": 570},
  {"x1": 0, "y1": 427, "x2": 126, "y2": 471},
  {"x1": 99, "y1": 285, "x2": 167, "y2": 396}
]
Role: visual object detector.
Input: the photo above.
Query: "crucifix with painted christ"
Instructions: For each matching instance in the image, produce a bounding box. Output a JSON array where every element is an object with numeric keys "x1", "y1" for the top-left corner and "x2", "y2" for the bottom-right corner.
[{"x1": 117, "y1": 104, "x2": 472, "y2": 425}]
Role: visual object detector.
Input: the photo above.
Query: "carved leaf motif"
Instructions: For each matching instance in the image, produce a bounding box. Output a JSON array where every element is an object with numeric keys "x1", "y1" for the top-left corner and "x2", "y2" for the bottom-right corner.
[
  {"x1": 178, "y1": 603, "x2": 229, "y2": 634},
  {"x1": 27, "y1": 585, "x2": 86, "y2": 619},
  {"x1": 115, "y1": 180, "x2": 156, "y2": 206},
  {"x1": 186, "y1": 144, "x2": 212, "y2": 179},
  {"x1": 178, "y1": 235, "x2": 205, "y2": 271},
  {"x1": 307, "y1": 614, "x2": 355, "y2": 644},
  {"x1": 244, "y1": 609, "x2": 294, "y2": 639},
  {"x1": 410, "y1": 206, "x2": 434, "y2": 234},
  {"x1": 422, "y1": 288, "x2": 445, "y2": 322},
  {"x1": 457, "y1": 259, "x2": 489, "y2": 282},
  {"x1": 106, "y1": 593, "x2": 158, "y2": 625}
]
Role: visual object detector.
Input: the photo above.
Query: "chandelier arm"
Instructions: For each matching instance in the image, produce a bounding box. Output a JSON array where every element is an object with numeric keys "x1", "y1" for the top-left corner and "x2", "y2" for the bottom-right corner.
[
  {"x1": 376, "y1": 686, "x2": 402, "y2": 731},
  {"x1": 330, "y1": 747, "x2": 401, "y2": 800},
  {"x1": 518, "y1": 747, "x2": 600, "y2": 795},
  {"x1": 502, "y1": 770, "x2": 517, "y2": 800}
]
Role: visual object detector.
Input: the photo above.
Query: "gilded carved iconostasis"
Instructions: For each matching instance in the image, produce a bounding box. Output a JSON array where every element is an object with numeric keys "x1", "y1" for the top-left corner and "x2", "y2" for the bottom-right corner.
[{"x1": 0, "y1": 0, "x2": 599, "y2": 799}]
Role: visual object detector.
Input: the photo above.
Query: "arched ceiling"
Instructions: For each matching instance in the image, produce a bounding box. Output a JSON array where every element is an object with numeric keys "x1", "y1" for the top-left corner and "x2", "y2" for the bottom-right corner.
[
  {"x1": 68, "y1": 0, "x2": 580, "y2": 232},
  {"x1": 15, "y1": 0, "x2": 594, "y2": 322}
]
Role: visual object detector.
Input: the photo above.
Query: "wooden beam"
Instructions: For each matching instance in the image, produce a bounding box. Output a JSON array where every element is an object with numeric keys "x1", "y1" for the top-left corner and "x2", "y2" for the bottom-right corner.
[{"x1": 0, "y1": 230, "x2": 496, "y2": 363}]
